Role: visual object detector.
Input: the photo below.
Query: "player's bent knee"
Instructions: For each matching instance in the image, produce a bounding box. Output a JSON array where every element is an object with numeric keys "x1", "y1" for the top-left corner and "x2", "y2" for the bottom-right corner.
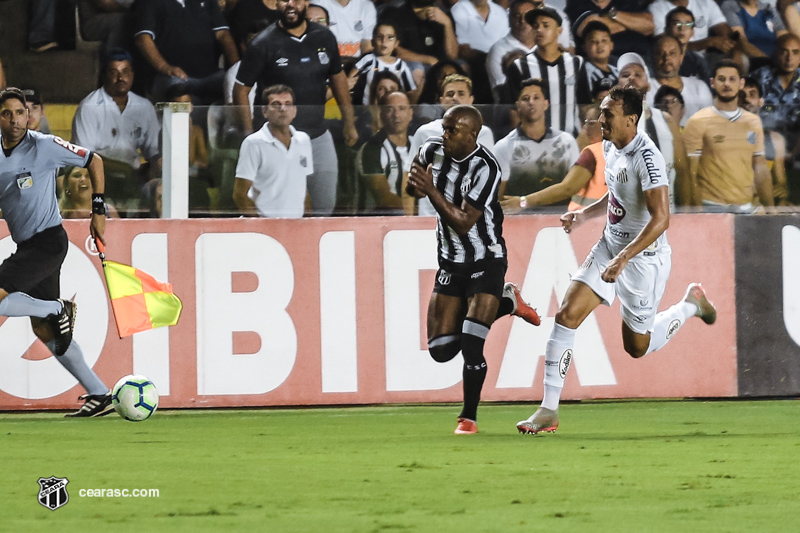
[
  {"x1": 554, "y1": 308, "x2": 583, "y2": 330},
  {"x1": 428, "y1": 334, "x2": 461, "y2": 363}
]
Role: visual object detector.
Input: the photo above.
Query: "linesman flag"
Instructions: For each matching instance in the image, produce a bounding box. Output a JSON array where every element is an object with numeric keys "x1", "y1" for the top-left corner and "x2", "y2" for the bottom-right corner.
[{"x1": 96, "y1": 240, "x2": 183, "y2": 338}]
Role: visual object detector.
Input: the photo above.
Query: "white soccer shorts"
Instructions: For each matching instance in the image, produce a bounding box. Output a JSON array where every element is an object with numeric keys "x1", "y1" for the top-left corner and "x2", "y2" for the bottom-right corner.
[{"x1": 572, "y1": 236, "x2": 672, "y2": 334}]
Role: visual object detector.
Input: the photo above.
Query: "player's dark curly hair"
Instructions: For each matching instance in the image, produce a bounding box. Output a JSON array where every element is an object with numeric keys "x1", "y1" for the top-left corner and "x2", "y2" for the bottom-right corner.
[{"x1": 608, "y1": 85, "x2": 643, "y2": 125}]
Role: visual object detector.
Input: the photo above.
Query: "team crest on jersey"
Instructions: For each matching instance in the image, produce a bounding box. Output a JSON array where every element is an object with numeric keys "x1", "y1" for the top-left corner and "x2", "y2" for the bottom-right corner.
[
  {"x1": 460, "y1": 175, "x2": 472, "y2": 195},
  {"x1": 354, "y1": 20, "x2": 363, "y2": 32},
  {"x1": 425, "y1": 36, "x2": 434, "y2": 46},
  {"x1": 608, "y1": 192, "x2": 626, "y2": 224},
  {"x1": 16, "y1": 172, "x2": 32, "y2": 190},
  {"x1": 565, "y1": 74, "x2": 575, "y2": 85},
  {"x1": 615, "y1": 167, "x2": 628, "y2": 183},
  {"x1": 318, "y1": 50, "x2": 330, "y2": 65},
  {"x1": 437, "y1": 271, "x2": 451, "y2": 285},
  {"x1": 300, "y1": 156, "x2": 307, "y2": 168},
  {"x1": 512, "y1": 144, "x2": 531, "y2": 164},
  {"x1": 747, "y1": 131, "x2": 756, "y2": 145}
]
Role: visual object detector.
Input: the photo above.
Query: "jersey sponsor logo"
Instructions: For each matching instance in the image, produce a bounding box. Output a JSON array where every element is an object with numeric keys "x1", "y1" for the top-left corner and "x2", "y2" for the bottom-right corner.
[
  {"x1": 470, "y1": 271, "x2": 484, "y2": 279},
  {"x1": 641, "y1": 148, "x2": 661, "y2": 184},
  {"x1": 276, "y1": 57, "x2": 289, "y2": 66},
  {"x1": 53, "y1": 136, "x2": 87, "y2": 157},
  {"x1": 608, "y1": 192, "x2": 626, "y2": 224},
  {"x1": 301, "y1": 57, "x2": 311, "y2": 63},
  {"x1": 16, "y1": 172, "x2": 32, "y2": 190},
  {"x1": 609, "y1": 226, "x2": 630, "y2": 239}
]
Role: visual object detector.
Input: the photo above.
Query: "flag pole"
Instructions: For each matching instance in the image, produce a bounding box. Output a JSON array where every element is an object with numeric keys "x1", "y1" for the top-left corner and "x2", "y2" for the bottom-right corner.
[{"x1": 95, "y1": 238, "x2": 124, "y2": 339}]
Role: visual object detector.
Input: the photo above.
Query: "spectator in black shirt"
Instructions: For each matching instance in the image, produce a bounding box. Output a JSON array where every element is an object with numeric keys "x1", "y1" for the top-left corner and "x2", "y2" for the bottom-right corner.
[
  {"x1": 134, "y1": 0, "x2": 239, "y2": 102},
  {"x1": 234, "y1": 0, "x2": 358, "y2": 216},
  {"x1": 228, "y1": 0, "x2": 281, "y2": 49},
  {"x1": 378, "y1": 0, "x2": 458, "y2": 69}
]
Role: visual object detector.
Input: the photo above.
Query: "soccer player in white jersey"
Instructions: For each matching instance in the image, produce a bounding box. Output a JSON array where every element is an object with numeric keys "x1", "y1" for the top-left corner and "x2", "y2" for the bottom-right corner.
[
  {"x1": 0, "y1": 88, "x2": 113, "y2": 417},
  {"x1": 406, "y1": 105, "x2": 541, "y2": 435},
  {"x1": 516, "y1": 86, "x2": 717, "y2": 435}
]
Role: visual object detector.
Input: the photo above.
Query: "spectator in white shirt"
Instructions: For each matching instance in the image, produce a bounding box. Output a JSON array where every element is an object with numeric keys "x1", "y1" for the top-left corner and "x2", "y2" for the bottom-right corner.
[
  {"x1": 71, "y1": 49, "x2": 161, "y2": 215},
  {"x1": 313, "y1": 0, "x2": 377, "y2": 60},
  {"x1": 234, "y1": 85, "x2": 314, "y2": 218}
]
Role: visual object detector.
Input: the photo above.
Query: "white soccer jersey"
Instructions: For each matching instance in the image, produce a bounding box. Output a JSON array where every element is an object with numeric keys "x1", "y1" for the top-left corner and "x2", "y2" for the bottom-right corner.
[
  {"x1": 602, "y1": 133, "x2": 671, "y2": 257},
  {"x1": 315, "y1": 0, "x2": 376, "y2": 58},
  {"x1": 494, "y1": 127, "x2": 579, "y2": 198}
]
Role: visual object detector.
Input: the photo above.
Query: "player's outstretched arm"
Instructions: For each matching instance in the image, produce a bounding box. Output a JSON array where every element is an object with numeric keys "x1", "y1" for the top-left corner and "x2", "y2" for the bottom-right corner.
[
  {"x1": 561, "y1": 191, "x2": 608, "y2": 233},
  {"x1": 87, "y1": 153, "x2": 106, "y2": 246},
  {"x1": 502, "y1": 164, "x2": 593, "y2": 214}
]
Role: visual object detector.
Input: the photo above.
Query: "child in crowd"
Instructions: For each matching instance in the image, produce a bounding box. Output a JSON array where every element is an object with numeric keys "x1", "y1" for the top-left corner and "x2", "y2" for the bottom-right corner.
[{"x1": 351, "y1": 22, "x2": 419, "y2": 106}]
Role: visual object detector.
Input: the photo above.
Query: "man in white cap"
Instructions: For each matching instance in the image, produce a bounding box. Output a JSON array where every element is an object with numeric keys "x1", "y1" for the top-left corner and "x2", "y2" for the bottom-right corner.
[{"x1": 617, "y1": 51, "x2": 693, "y2": 207}]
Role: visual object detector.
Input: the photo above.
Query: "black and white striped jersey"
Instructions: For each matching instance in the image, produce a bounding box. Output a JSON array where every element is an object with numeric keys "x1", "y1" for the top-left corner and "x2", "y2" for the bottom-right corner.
[
  {"x1": 575, "y1": 61, "x2": 618, "y2": 104},
  {"x1": 357, "y1": 130, "x2": 411, "y2": 196},
  {"x1": 506, "y1": 49, "x2": 583, "y2": 136},
  {"x1": 352, "y1": 54, "x2": 417, "y2": 105},
  {"x1": 418, "y1": 137, "x2": 506, "y2": 264}
]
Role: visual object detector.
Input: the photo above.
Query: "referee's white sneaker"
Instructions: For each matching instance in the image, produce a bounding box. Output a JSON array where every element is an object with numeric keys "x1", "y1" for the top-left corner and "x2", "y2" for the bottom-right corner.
[
  {"x1": 517, "y1": 407, "x2": 559, "y2": 435},
  {"x1": 48, "y1": 299, "x2": 76, "y2": 356},
  {"x1": 684, "y1": 283, "x2": 717, "y2": 325}
]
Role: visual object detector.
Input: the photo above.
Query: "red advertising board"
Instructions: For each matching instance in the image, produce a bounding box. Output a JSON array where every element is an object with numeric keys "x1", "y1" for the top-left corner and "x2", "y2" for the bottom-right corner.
[{"x1": 0, "y1": 214, "x2": 737, "y2": 410}]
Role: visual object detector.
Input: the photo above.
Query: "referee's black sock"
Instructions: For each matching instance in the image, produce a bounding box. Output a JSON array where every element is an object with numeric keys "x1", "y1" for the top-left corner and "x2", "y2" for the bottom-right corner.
[{"x1": 459, "y1": 318, "x2": 489, "y2": 422}]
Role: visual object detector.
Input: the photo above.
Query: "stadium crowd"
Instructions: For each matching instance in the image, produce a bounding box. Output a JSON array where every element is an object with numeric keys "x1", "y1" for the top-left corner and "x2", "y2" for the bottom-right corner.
[{"x1": 14, "y1": 0, "x2": 800, "y2": 216}]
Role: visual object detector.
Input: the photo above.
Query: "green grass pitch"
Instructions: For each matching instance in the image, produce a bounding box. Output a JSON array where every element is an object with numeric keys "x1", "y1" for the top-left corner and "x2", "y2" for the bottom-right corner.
[{"x1": 3, "y1": 400, "x2": 800, "y2": 532}]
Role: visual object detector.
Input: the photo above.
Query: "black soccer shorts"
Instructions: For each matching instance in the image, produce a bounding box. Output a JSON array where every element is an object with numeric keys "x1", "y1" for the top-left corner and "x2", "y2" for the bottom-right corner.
[
  {"x1": 433, "y1": 258, "x2": 507, "y2": 300},
  {"x1": 0, "y1": 224, "x2": 68, "y2": 300}
]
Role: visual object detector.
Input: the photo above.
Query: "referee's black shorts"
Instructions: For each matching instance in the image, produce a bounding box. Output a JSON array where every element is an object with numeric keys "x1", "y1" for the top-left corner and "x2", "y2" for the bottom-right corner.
[
  {"x1": 0, "y1": 224, "x2": 68, "y2": 300},
  {"x1": 433, "y1": 258, "x2": 507, "y2": 300}
]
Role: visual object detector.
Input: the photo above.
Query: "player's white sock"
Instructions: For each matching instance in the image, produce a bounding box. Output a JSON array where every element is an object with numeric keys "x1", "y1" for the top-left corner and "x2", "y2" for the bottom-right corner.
[
  {"x1": 646, "y1": 301, "x2": 697, "y2": 355},
  {"x1": 46, "y1": 340, "x2": 108, "y2": 396},
  {"x1": 0, "y1": 292, "x2": 61, "y2": 318},
  {"x1": 541, "y1": 323, "x2": 576, "y2": 411}
]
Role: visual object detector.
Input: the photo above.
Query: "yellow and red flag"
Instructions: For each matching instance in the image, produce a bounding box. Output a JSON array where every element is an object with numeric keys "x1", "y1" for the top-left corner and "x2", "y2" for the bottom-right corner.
[
  {"x1": 96, "y1": 241, "x2": 182, "y2": 337},
  {"x1": 103, "y1": 261, "x2": 183, "y2": 337}
]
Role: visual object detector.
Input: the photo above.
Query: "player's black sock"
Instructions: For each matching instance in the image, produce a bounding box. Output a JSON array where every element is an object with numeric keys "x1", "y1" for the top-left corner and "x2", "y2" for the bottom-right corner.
[
  {"x1": 428, "y1": 333, "x2": 461, "y2": 362},
  {"x1": 495, "y1": 297, "x2": 514, "y2": 319},
  {"x1": 460, "y1": 318, "x2": 489, "y2": 421}
]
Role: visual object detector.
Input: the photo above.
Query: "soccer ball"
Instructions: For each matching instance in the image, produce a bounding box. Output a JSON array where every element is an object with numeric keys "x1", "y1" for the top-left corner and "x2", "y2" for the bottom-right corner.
[{"x1": 111, "y1": 375, "x2": 159, "y2": 422}]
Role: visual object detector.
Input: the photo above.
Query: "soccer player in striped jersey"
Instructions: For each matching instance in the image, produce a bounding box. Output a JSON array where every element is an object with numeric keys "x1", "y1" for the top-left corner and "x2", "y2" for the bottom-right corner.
[
  {"x1": 351, "y1": 22, "x2": 419, "y2": 106},
  {"x1": 516, "y1": 86, "x2": 717, "y2": 436},
  {"x1": 505, "y1": 6, "x2": 583, "y2": 136},
  {"x1": 406, "y1": 105, "x2": 541, "y2": 435}
]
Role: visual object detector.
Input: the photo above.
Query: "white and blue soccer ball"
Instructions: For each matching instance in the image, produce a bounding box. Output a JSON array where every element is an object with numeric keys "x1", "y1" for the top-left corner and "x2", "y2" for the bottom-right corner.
[{"x1": 112, "y1": 375, "x2": 159, "y2": 422}]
